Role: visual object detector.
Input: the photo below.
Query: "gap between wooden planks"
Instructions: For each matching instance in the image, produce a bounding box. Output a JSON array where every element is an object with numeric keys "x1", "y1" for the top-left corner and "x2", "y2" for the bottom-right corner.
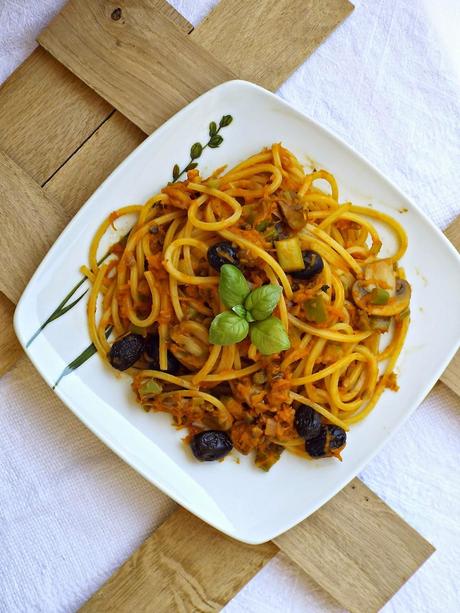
[
  {"x1": 80, "y1": 480, "x2": 433, "y2": 613},
  {"x1": 0, "y1": 3, "x2": 442, "y2": 608}
]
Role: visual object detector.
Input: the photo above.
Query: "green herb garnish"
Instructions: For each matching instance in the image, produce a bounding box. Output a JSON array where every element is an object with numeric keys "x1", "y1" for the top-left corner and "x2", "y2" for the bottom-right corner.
[
  {"x1": 208, "y1": 265, "x2": 290, "y2": 355},
  {"x1": 172, "y1": 114, "x2": 233, "y2": 182}
]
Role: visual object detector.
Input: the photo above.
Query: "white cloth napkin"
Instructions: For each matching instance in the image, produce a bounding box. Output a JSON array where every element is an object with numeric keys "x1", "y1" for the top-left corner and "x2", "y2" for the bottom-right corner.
[{"x1": 1, "y1": 0, "x2": 459, "y2": 612}]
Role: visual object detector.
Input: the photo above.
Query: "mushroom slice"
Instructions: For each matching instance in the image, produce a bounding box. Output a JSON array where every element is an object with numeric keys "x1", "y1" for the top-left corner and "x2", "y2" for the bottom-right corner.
[
  {"x1": 352, "y1": 277, "x2": 411, "y2": 316},
  {"x1": 170, "y1": 322, "x2": 209, "y2": 370},
  {"x1": 364, "y1": 258, "x2": 396, "y2": 293}
]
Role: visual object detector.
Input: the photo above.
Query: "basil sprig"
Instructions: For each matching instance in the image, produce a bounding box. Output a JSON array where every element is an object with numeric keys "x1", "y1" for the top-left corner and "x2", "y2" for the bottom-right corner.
[{"x1": 209, "y1": 264, "x2": 290, "y2": 355}]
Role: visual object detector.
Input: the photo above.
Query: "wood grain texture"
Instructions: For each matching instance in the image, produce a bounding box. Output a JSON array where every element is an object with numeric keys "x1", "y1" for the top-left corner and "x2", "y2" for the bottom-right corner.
[
  {"x1": 80, "y1": 507, "x2": 277, "y2": 613},
  {"x1": 38, "y1": 0, "x2": 234, "y2": 134},
  {"x1": 441, "y1": 352, "x2": 460, "y2": 397},
  {"x1": 444, "y1": 215, "x2": 460, "y2": 249},
  {"x1": 0, "y1": 293, "x2": 22, "y2": 376},
  {"x1": 0, "y1": 47, "x2": 112, "y2": 185},
  {"x1": 192, "y1": 0, "x2": 354, "y2": 90},
  {"x1": 439, "y1": 216, "x2": 460, "y2": 396},
  {"x1": 44, "y1": 112, "x2": 145, "y2": 217},
  {"x1": 274, "y1": 478, "x2": 434, "y2": 613},
  {"x1": 81, "y1": 478, "x2": 434, "y2": 613},
  {"x1": 0, "y1": 0, "x2": 191, "y2": 186},
  {"x1": 0, "y1": 152, "x2": 66, "y2": 302}
]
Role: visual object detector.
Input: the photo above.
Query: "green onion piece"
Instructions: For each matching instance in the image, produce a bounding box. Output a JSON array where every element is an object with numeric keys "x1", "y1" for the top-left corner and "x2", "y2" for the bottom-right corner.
[
  {"x1": 242, "y1": 204, "x2": 256, "y2": 225},
  {"x1": 256, "y1": 220, "x2": 270, "y2": 232},
  {"x1": 264, "y1": 226, "x2": 279, "y2": 241},
  {"x1": 140, "y1": 379, "x2": 163, "y2": 396},
  {"x1": 187, "y1": 307, "x2": 198, "y2": 319},
  {"x1": 370, "y1": 288, "x2": 390, "y2": 305},
  {"x1": 304, "y1": 295, "x2": 328, "y2": 323}
]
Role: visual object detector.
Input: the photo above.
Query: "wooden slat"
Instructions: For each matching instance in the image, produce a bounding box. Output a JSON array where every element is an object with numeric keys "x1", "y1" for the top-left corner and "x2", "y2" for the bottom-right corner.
[
  {"x1": 441, "y1": 353, "x2": 460, "y2": 397},
  {"x1": 0, "y1": 47, "x2": 112, "y2": 185},
  {"x1": 44, "y1": 112, "x2": 145, "y2": 218},
  {"x1": 439, "y1": 216, "x2": 460, "y2": 396},
  {"x1": 0, "y1": 293, "x2": 22, "y2": 376},
  {"x1": 0, "y1": 152, "x2": 66, "y2": 303},
  {"x1": 191, "y1": 0, "x2": 354, "y2": 90},
  {"x1": 80, "y1": 507, "x2": 277, "y2": 613},
  {"x1": 445, "y1": 216, "x2": 460, "y2": 249},
  {"x1": 274, "y1": 479, "x2": 434, "y2": 613},
  {"x1": 38, "y1": 0, "x2": 234, "y2": 134},
  {"x1": 0, "y1": 0, "x2": 191, "y2": 186},
  {"x1": 81, "y1": 478, "x2": 433, "y2": 613}
]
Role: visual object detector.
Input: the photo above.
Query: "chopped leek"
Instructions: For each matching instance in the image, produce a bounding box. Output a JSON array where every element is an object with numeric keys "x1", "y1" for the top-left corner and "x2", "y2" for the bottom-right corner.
[{"x1": 139, "y1": 379, "x2": 163, "y2": 396}]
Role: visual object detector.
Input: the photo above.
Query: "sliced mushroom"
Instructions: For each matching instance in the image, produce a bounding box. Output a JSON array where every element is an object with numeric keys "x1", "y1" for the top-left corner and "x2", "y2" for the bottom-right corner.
[
  {"x1": 352, "y1": 277, "x2": 411, "y2": 316},
  {"x1": 364, "y1": 258, "x2": 396, "y2": 293},
  {"x1": 277, "y1": 191, "x2": 306, "y2": 231},
  {"x1": 169, "y1": 322, "x2": 209, "y2": 370}
]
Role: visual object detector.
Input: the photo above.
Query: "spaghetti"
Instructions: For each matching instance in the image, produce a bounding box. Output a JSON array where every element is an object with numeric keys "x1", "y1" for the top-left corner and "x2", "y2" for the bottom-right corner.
[{"x1": 82, "y1": 144, "x2": 411, "y2": 470}]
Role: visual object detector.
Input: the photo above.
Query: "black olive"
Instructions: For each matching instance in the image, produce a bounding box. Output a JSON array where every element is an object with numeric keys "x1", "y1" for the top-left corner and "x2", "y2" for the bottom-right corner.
[
  {"x1": 291, "y1": 250, "x2": 324, "y2": 280},
  {"x1": 190, "y1": 430, "x2": 233, "y2": 461},
  {"x1": 328, "y1": 425, "x2": 347, "y2": 450},
  {"x1": 145, "y1": 334, "x2": 181, "y2": 374},
  {"x1": 294, "y1": 405, "x2": 322, "y2": 440},
  {"x1": 207, "y1": 241, "x2": 239, "y2": 271},
  {"x1": 108, "y1": 334, "x2": 145, "y2": 371},
  {"x1": 305, "y1": 426, "x2": 327, "y2": 457},
  {"x1": 305, "y1": 424, "x2": 347, "y2": 457}
]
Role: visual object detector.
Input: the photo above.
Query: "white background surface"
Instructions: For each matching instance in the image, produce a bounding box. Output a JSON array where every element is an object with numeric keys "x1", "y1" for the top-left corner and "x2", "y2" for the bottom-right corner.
[{"x1": 1, "y1": 1, "x2": 459, "y2": 612}]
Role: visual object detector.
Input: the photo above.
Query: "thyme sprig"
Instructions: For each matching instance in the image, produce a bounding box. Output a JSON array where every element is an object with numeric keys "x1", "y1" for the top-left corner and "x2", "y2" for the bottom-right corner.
[{"x1": 172, "y1": 114, "x2": 233, "y2": 182}]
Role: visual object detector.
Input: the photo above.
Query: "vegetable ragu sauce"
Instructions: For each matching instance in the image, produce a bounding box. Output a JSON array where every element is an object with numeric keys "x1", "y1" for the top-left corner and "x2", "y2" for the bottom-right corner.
[{"x1": 84, "y1": 144, "x2": 411, "y2": 471}]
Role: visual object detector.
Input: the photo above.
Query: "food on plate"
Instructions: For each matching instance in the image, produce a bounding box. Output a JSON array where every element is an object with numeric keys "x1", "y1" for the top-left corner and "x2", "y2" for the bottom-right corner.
[{"x1": 82, "y1": 144, "x2": 410, "y2": 470}]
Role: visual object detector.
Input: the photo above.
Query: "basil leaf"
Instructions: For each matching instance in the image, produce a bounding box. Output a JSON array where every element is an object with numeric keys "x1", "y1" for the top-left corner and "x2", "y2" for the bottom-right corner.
[
  {"x1": 209, "y1": 312, "x2": 249, "y2": 346},
  {"x1": 232, "y1": 304, "x2": 246, "y2": 318},
  {"x1": 219, "y1": 264, "x2": 250, "y2": 308},
  {"x1": 250, "y1": 317, "x2": 290, "y2": 355},
  {"x1": 245, "y1": 284, "x2": 282, "y2": 321}
]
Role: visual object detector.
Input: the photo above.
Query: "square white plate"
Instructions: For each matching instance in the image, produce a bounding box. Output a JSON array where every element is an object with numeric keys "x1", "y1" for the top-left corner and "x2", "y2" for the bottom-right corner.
[{"x1": 14, "y1": 80, "x2": 460, "y2": 544}]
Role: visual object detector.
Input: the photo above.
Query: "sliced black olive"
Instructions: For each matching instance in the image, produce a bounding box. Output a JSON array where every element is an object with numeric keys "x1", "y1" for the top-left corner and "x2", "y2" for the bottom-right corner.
[
  {"x1": 305, "y1": 424, "x2": 347, "y2": 457},
  {"x1": 328, "y1": 425, "x2": 347, "y2": 450},
  {"x1": 145, "y1": 333, "x2": 181, "y2": 374},
  {"x1": 190, "y1": 430, "x2": 233, "y2": 461},
  {"x1": 207, "y1": 241, "x2": 239, "y2": 271},
  {"x1": 108, "y1": 333, "x2": 145, "y2": 371},
  {"x1": 291, "y1": 250, "x2": 324, "y2": 280},
  {"x1": 305, "y1": 426, "x2": 327, "y2": 457},
  {"x1": 294, "y1": 405, "x2": 322, "y2": 440}
]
